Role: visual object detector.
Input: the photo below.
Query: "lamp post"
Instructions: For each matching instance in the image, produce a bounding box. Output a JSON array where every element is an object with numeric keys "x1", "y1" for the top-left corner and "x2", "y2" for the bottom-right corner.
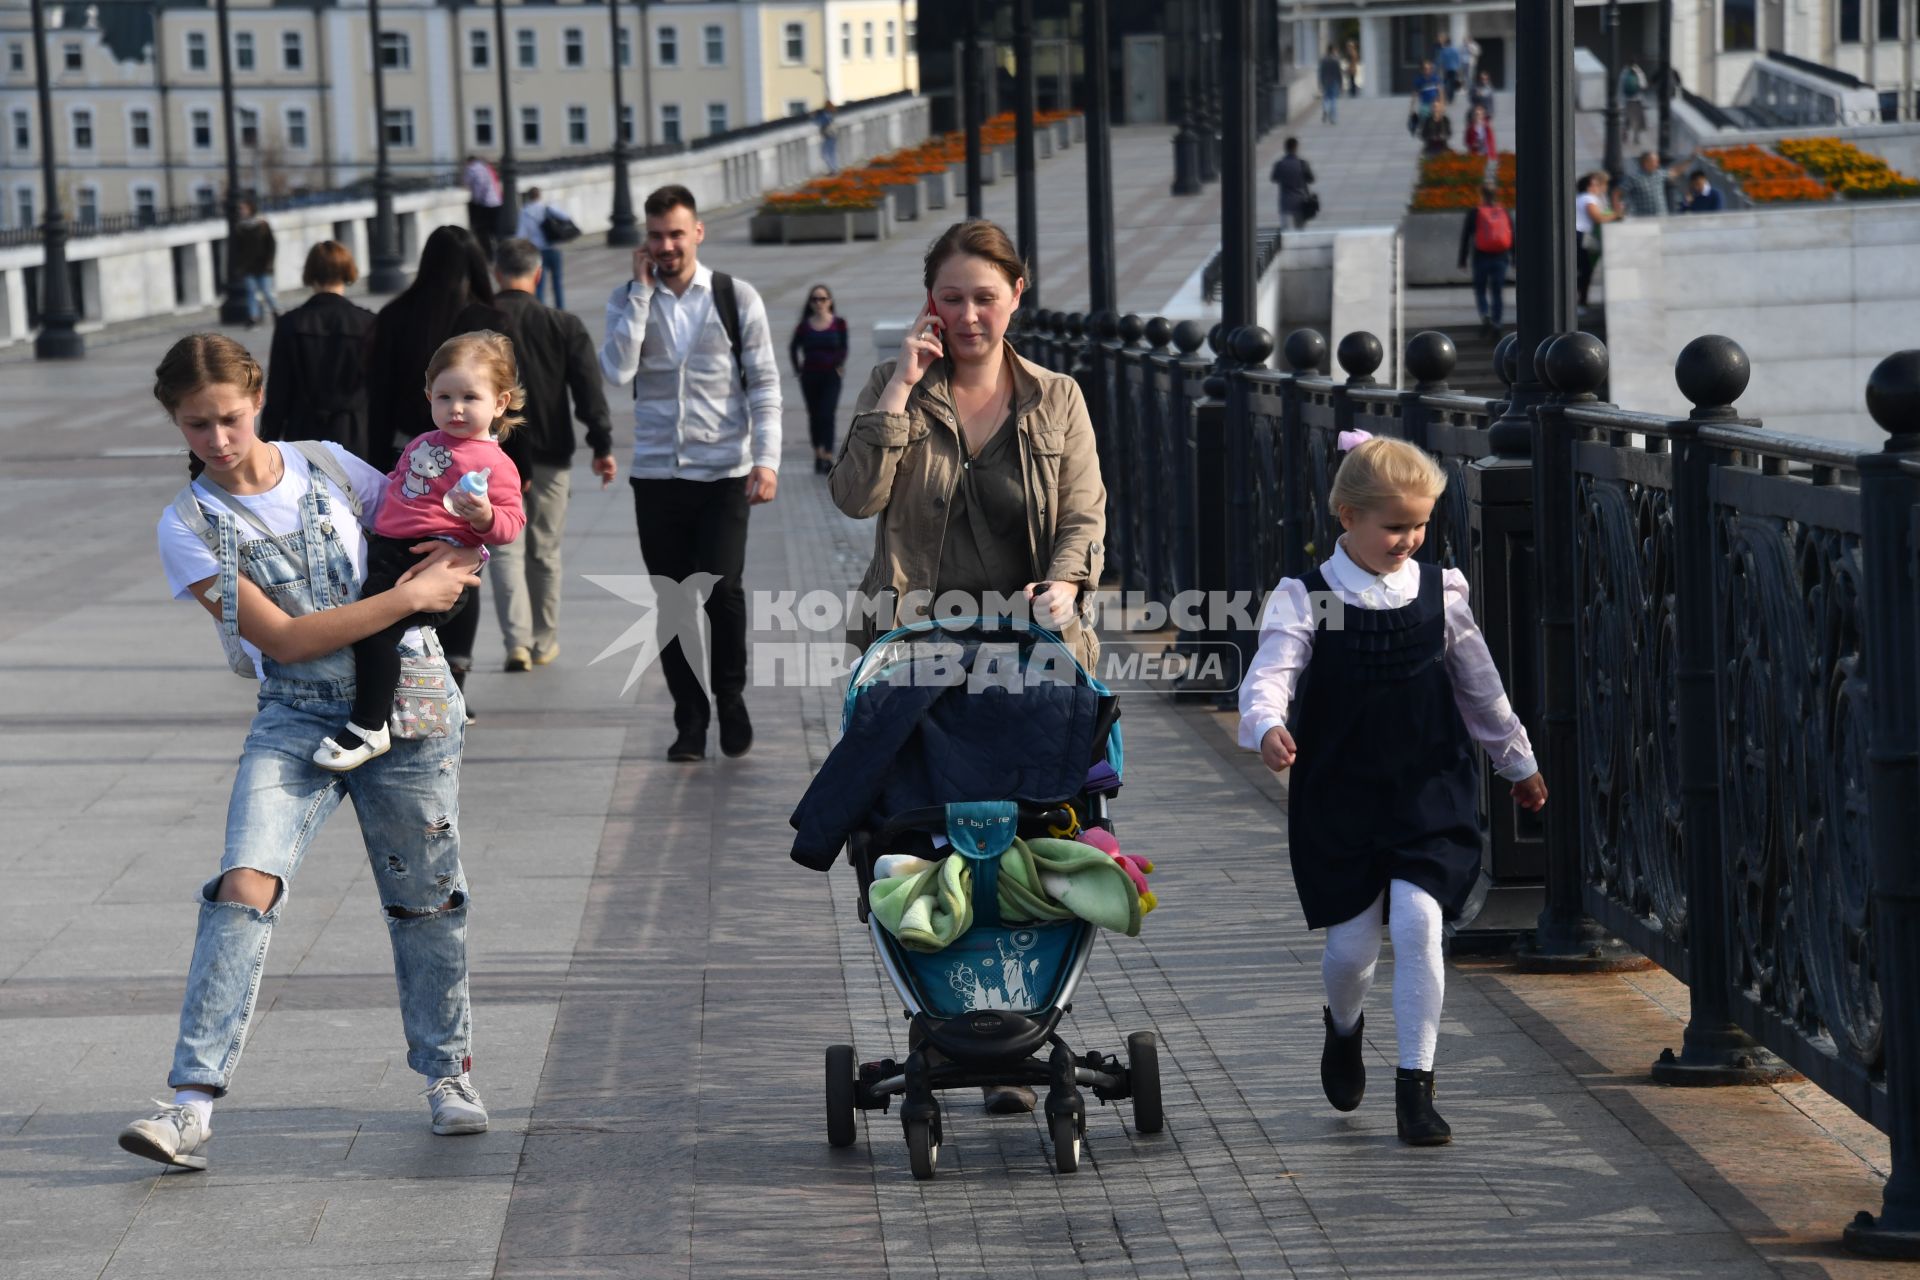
[
  {"x1": 1014, "y1": 0, "x2": 1040, "y2": 310},
  {"x1": 1656, "y1": 0, "x2": 1675, "y2": 158},
  {"x1": 493, "y1": 0, "x2": 519, "y2": 236},
  {"x1": 1198, "y1": 0, "x2": 1220, "y2": 183},
  {"x1": 1170, "y1": 0, "x2": 1201, "y2": 195},
  {"x1": 1219, "y1": 0, "x2": 1255, "y2": 332},
  {"x1": 1603, "y1": 0, "x2": 1623, "y2": 179},
  {"x1": 365, "y1": 0, "x2": 405, "y2": 293},
  {"x1": 1083, "y1": 0, "x2": 1115, "y2": 313},
  {"x1": 963, "y1": 0, "x2": 983, "y2": 217},
  {"x1": 606, "y1": 0, "x2": 638, "y2": 245},
  {"x1": 27, "y1": 0, "x2": 82, "y2": 357},
  {"x1": 214, "y1": 0, "x2": 251, "y2": 324},
  {"x1": 638, "y1": 0, "x2": 653, "y2": 147}
]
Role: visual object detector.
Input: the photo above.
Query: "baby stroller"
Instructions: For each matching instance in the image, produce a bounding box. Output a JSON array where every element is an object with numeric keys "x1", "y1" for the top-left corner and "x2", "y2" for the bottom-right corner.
[{"x1": 813, "y1": 618, "x2": 1163, "y2": 1180}]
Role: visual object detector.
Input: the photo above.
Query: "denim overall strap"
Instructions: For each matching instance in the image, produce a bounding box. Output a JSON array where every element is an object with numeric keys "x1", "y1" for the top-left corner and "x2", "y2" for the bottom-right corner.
[{"x1": 299, "y1": 478, "x2": 338, "y2": 613}]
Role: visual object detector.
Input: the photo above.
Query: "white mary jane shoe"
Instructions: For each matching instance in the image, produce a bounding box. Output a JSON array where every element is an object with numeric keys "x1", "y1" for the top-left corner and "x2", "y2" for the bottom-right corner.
[{"x1": 313, "y1": 723, "x2": 392, "y2": 772}]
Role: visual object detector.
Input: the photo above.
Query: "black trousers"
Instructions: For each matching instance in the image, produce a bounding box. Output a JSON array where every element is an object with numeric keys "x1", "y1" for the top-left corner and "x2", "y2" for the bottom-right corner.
[
  {"x1": 799, "y1": 369, "x2": 843, "y2": 453},
  {"x1": 351, "y1": 535, "x2": 475, "y2": 732},
  {"x1": 631, "y1": 476, "x2": 750, "y2": 731}
]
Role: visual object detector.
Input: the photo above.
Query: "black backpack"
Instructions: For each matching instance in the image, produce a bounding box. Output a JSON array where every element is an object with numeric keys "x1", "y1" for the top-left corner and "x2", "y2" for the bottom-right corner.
[{"x1": 633, "y1": 271, "x2": 745, "y2": 399}]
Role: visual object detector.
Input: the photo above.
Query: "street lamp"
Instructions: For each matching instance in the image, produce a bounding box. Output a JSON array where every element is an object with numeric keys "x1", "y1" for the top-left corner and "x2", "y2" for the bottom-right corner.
[
  {"x1": 963, "y1": 0, "x2": 983, "y2": 218},
  {"x1": 1197, "y1": 0, "x2": 1220, "y2": 184},
  {"x1": 1656, "y1": 0, "x2": 1675, "y2": 158},
  {"x1": 606, "y1": 0, "x2": 639, "y2": 245},
  {"x1": 1082, "y1": 0, "x2": 1115, "y2": 314},
  {"x1": 214, "y1": 0, "x2": 251, "y2": 324},
  {"x1": 1014, "y1": 0, "x2": 1039, "y2": 310},
  {"x1": 27, "y1": 0, "x2": 82, "y2": 357},
  {"x1": 1603, "y1": 0, "x2": 1623, "y2": 179},
  {"x1": 366, "y1": 0, "x2": 405, "y2": 293},
  {"x1": 1170, "y1": 0, "x2": 1202, "y2": 195},
  {"x1": 493, "y1": 0, "x2": 519, "y2": 237}
]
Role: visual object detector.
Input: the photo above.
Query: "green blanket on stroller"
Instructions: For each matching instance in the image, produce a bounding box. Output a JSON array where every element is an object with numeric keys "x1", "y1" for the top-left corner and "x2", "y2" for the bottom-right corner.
[{"x1": 869, "y1": 837, "x2": 1142, "y2": 952}]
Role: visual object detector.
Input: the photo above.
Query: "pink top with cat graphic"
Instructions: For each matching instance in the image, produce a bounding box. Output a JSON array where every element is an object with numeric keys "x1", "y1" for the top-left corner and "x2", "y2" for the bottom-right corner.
[{"x1": 373, "y1": 430, "x2": 526, "y2": 547}]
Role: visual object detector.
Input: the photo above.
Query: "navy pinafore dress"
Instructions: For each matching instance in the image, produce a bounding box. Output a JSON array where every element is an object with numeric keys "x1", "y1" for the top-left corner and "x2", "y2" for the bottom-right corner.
[{"x1": 1286, "y1": 561, "x2": 1483, "y2": 929}]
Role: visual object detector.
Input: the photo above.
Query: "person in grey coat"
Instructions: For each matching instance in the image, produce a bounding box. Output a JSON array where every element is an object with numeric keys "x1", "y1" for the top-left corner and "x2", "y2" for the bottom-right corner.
[{"x1": 1270, "y1": 137, "x2": 1316, "y2": 237}]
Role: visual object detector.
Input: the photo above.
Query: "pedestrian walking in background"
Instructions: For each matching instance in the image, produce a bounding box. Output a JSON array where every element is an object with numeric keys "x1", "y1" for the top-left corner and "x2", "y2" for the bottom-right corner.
[
  {"x1": 488, "y1": 237, "x2": 616, "y2": 672},
  {"x1": 816, "y1": 101, "x2": 839, "y2": 172},
  {"x1": 1270, "y1": 137, "x2": 1316, "y2": 238},
  {"x1": 1681, "y1": 170, "x2": 1724, "y2": 213},
  {"x1": 1344, "y1": 40, "x2": 1363, "y2": 97},
  {"x1": 229, "y1": 199, "x2": 279, "y2": 329},
  {"x1": 1409, "y1": 59, "x2": 1444, "y2": 136},
  {"x1": 463, "y1": 153, "x2": 504, "y2": 262},
  {"x1": 1468, "y1": 69, "x2": 1496, "y2": 121},
  {"x1": 516, "y1": 186, "x2": 579, "y2": 310},
  {"x1": 1319, "y1": 46, "x2": 1345, "y2": 123},
  {"x1": 121, "y1": 333, "x2": 488, "y2": 1174},
  {"x1": 1457, "y1": 184, "x2": 1513, "y2": 335},
  {"x1": 1240, "y1": 434, "x2": 1545, "y2": 1148},
  {"x1": 1617, "y1": 151, "x2": 1677, "y2": 217},
  {"x1": 1464, "y1": 37, "x2": 1482, "y2": 88},
  {"x1": 365, "y1": 224, "x2": 519, "y2": 695},
  {"x1": 1420, "y1": 106, "x2": 1453, "y2": 155},
  {"x1": 600, "y1": 184, "x2": 782, "y2": 764},
  {"x1": 790, "y1": 283, "x2": 850, "y2": 474},
  {"x1": 1463, "y1": 104, "x2": 1496, "y2": 159},
  {"x1": 1574, "y1": 171, "x2": 1620, "y2": 311},
  {"x1": 260, "y1": 241, "x2": 376, "y2": 461},
  {"x1": 1620, "y1": 63, "x2": 1649, "y2": 145},
  {"x1": 1434, "y1": 33, "x2": 1464, "y2": 101}
]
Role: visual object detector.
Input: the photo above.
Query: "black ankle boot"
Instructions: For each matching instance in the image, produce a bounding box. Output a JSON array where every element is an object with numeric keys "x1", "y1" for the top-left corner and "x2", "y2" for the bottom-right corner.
[
  {"x1": 1320, "y1": 1007, "x2": 1366, "y2": 1112},
  {"x1": 1394, "y1": 1068, "x2": 1452, "y2": 1146}
]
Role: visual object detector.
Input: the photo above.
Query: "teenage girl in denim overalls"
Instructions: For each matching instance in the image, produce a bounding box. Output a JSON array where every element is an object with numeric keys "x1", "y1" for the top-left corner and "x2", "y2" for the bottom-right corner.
[{"x1": 119, "y1": 334, "x2": 490, "y2": 1171}]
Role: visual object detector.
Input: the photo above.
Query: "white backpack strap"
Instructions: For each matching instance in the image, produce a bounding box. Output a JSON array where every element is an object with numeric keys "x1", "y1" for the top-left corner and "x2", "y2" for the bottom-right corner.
[
  {"x1": 171, "y1": 484, "x2": 257, "y2": 679},
  {"x1": 287, "y1": 440, "x2": 364, "y2": 519}
]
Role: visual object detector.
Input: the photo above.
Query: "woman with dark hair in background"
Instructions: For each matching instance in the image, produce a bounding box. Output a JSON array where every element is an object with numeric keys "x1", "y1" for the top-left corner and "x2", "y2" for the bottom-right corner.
[
  {"x1": 364, "y1": 224, "x2": 519, "y2": 698},
  {"x1": 260, "y1": 241, "x2": 377, "y2": 461},
  {"x1": 790, "y1": 283, "x2": 849, "y2": 474}
]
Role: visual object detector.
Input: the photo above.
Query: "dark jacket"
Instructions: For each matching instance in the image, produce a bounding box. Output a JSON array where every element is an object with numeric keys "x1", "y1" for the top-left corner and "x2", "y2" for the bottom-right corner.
[
  {"x1": 229, "y1": 217, "x2": 275, "y2": 276},
  {"x1": 492, "y1": 289, "x2": 614, "y2": 472},
  {"x1": 260, "y1": 291, "x2": 378, "y2": 461},
  {"x1": 364, "y1": 298, "x2": 518, "y2": 474},
  {"x1": 1271, "y1": 155, "x2": 1314, "y2": 212},
  {"x1": 788, "y1": 642, "x2": 1105, "y2": 871}
]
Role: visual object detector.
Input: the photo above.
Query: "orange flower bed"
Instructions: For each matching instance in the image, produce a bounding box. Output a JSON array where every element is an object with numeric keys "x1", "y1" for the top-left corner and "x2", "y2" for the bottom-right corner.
[
  {"x1": 760, "y1": 113, "x2": 1082, "y2": 214},
  {"x1": 1777, "y1": 136, "x2": 1919, "y2": 199},
  {"x1": 1411, "y1": 184, "x2": 1516, "y2": 210},
  {"x1": 1410, "y1": 151, "x2": 1514, "y2": 212},
  {"x1": 1742, "y1": 176, "x2": 1834, "y2": 202},
  {"x1": 1701, "y1": 144, "x2": 1804, "y2": 182}
]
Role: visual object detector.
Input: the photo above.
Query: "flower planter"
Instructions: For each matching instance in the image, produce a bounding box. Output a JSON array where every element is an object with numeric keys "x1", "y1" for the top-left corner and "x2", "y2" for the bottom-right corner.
[
  {"x1": 887, "y1": 181, "x2": 920, "y2": 221},
  {"x1": 1070, "y1": 114, "x2": 1085, "y2": 143},
  {"x1": 1053, "y1": 120, "x2": 1072, "y2": 149},
  {"x1": 748, "y1": 211, "x2": 785, "y2": 244},
  {"x1": 1402, "y1": 210, "x2": 1474, "y2": 286},
  {"x1": 1037, "y1": 129, "x2": 1053, "y2": 160},
  {"x1": 922, "y1": 169, "x2": 951, "y2": 211},
  {"x1": 782, "y1": 210, "x2": 855, "y2": 243},
  {"x1": 850, "y1": 206, "x2": 891, "y2": 240}
]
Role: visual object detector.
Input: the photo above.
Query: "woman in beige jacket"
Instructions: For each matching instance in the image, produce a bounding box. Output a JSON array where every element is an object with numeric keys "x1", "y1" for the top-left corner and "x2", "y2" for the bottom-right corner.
[{"x1": 830, "y1": 220, "x2": 1107, "y2": 672}]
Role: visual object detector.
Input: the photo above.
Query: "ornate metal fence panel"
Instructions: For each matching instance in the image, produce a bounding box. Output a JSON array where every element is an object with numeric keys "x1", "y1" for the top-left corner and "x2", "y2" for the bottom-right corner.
[
  {"x1": 1416, "y1": 398, "x2": 1498, "y2": 573},
  {"x1": 1153, "y1": 359, "x2": 1201, "y2": 605}
]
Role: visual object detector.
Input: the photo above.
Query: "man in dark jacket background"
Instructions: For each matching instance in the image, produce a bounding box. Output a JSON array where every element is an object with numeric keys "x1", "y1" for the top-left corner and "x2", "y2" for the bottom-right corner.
[
  {"x1": 489, "y1": 237, "x2": 616, "y2": 672},
  {"x1": 228, "y1": 199, "x2": 279, "y2": 329}
]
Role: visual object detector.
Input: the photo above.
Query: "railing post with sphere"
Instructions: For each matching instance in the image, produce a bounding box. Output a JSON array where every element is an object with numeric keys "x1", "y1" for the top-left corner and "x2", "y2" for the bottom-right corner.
[
  {"x1": 1519, "y1": 333, "x2": 1651, "y2": 973},
  {"x1": 1332, "y1": 331, "x2": 1383, "y2": 443},
  {"x1": 1205, "y1": 326, "x2": 1273, "y2": 698},
  {"x1": 1400, "y1": 330, "x2": 1457, "y2": 456},
  {"x1": 1279, "y1": 328, "x2": 1327, "y2": 582},
  {"x1": 1846, "y1": 350, "x2": 1920, "y2": 1260},
  {"x1": 1653, "y1": 334, "x2": 1795, "y2": 1085}
]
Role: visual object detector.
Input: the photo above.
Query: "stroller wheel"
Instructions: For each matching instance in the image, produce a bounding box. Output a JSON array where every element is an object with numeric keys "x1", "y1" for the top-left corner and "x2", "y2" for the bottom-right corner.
[
  {"x1": 825, "y1": 1045, "x2": 858, "y2": 1148},
  {"x1": 1127, "y1": 1031, "x2": 1164, "y2": 1134},
  {"x1": 906, "y1": 1114, "x2": 940, "y2": 1180},
  {"x1": 1050, "y1": 1111, "x2": 1082, "y2": 1174}
]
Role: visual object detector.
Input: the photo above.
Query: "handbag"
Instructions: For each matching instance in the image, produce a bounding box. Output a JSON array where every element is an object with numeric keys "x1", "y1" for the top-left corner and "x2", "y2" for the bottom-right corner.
[
  {"x1": 1301, "y1": 191, "x2": 1321, "y2": 221},
  {"x1": 391, "y1": 628, "x2": 459, "y2": 740},
  {"x1": 541, "y1": 210, "x2": 582, "y2": 244}
]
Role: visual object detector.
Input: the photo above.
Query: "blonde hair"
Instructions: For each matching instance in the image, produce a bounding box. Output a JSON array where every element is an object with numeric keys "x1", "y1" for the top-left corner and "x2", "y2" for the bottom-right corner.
[
  {"x1": 425, "y1": 330, "x2": 526, "y2": 440},
  {"x1": 1330, "y1": 436, "x2": 1446, "y2": 514}
]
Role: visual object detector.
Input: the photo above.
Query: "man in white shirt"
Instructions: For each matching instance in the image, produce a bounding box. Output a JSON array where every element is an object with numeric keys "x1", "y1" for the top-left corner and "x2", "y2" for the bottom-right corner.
[
  {"x1": 600, "y1": 183, "x2": 781, "y2": 763},
  {"x1": 515, "y1": 185, "x2": 569, "y2": 309}
]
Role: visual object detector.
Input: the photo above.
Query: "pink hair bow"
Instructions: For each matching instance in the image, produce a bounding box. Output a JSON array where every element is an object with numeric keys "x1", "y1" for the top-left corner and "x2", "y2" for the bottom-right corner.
[{"x1": 1336, "y1": 429, "x2": 1374, "y2": 452}]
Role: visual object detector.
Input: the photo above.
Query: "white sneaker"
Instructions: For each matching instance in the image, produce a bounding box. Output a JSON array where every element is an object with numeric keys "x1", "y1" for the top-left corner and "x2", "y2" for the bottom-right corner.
[
  {"x1": 313, "y1": 722, "x2": 392, "y2": 772},
  {"x1": 118, "y1": 1101, "x2": 211, "y2": 1171},
  {"x1": 426, "y1": 1073, "x2": 489, "y2": 1135}
]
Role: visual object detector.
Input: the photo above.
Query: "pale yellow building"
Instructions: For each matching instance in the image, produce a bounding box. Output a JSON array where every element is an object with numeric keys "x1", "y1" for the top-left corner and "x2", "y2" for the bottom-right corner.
[{"x1": 0, "y1": 0, "x2": 919, "y2": 227}]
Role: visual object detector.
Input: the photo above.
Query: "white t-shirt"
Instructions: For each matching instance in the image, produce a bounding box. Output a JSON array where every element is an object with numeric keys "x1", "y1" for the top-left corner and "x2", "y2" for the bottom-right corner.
[
  {"x1": 1574, "y1": 191, "x2": 1604, "y2": 235},
  {"x1": 155, "y1": 441, "x2": 392, "y2": 677}
]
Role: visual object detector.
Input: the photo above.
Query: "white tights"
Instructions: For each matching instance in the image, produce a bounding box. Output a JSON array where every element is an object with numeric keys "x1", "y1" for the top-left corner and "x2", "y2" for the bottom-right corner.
[{"x1": 1321, "y1": 880, "x2": 1445, "y2": 1071}]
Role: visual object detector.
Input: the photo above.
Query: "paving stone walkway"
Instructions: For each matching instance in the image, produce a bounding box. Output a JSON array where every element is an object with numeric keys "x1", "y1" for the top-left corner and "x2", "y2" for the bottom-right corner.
[{"x1": 0, "y1": 122, "x2": 1903, "y2": 1280}]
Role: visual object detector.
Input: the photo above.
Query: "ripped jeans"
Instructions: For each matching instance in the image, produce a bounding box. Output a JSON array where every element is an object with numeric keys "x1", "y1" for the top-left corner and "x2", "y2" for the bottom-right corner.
[{"x1": 169, "y1": 677, "x2": 472, "y2": 1094}]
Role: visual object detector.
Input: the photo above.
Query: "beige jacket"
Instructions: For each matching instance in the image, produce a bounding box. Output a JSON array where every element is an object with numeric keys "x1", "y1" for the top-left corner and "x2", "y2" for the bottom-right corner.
[{"x1": 830, "y1": 344, "x2": 1107, "y2": 668}]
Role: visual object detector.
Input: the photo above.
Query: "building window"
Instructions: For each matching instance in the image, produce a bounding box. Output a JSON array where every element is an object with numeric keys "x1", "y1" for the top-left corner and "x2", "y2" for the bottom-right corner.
[
  {"x1": 619, "y1": 102, "x2": 634, "y2": 144},
  {"x1": 840, "y1": 22, "x2": 851, "y2": 57},
  {"x1": 516, "y1": 29, "x2": 536, "y2": 68},
  {"x1": 282, "y1": 31, "x2": 302, "y2": 71},
  {"x1": 238, "y1": 107, "x2": 260, "y2": 149},
  {"x1": 1840, "y1": 0, "x2": 1862, "y2": 39},
  {"x1": 71, "y1": 108, "x2": 93, "y2": 150},
  {"x1": 186, "y1": 31, "x2": 207, "y2": 71},
  {"x1": 520, "y1": 104, "x2": 541, "y2": 146},
  {"x1": 563, "y1": 27, "x2": 584, "y2": 67},
  {"x1": 567, "y1": 104, "x2": 588, "y2": 145},
  {"x1": 15, "y1": 187, "x2": 33, "y2": 229},
  {"x1": 862, "y1": 21, "x2": 874, "y2": 57},
  {"x1": 657, "y1": 25, "x2": 678, "y2": 66},
  {"x1": 383, "y1": 107, "x2": 415, "y2": 148},
  {"x1": 129, "y1": 107, "x2": 152, "y2": 149},
  {"x1": 10, "y1": 108, "x2": 27, "y2": 151},
  {"x1": 616, "y1": 26, "x2": 631, "y2": 68},
  {"x1": 380, "y1": 31, "x2": 411, "y2": 70},
  {"x1": 75, "y1": 185, "x2": 97, "y2": 228},
  {"x1": 63, "y1": 41, "x2": 82, "y2": 71},
  {"x1": 660, "y1": 102, "x2": 681, "y2": 145},
  {"x1": 706, "y1": 102, "x2": 728, "y2": 135},
  {"x1": 907, "y1": 19, "x2": 917, "y2": 53},
  {"x1": 286, "y1": 107, "x2": 308, "y2": 149},
  {"x1": 193, "y1": 184, "x2": 217, "y2": 216},
  {"x1": 703, "y1": 24, "x2": 724, "y2": 65},
  {"x1": 886, "y1": 20, "x2": 896, "y2": 56},
  {"x1": 1721, "y1": 0, "x2": 1755, "y2": 48},
  {"x1": 783, "y1": 23, "x2": 805, "y2": 63},
  {"x1": 133, "y1": 185, "x2": 157, "y2": 224},
  {"x1": 469, "y1": 28, "x2": 490, "y2": 69},
  {"x1": 190, "y1": 108, "x2": 213, "y2": 149},
  {"x1": 473, "y1": 105, "x2": 494, "y2": 146},
  {"x1": 234, "y1": 31, "x2": 254, "y2": 71},
  {"x1": 8, "y1": 42, "x2": 23, "y2": 73},
  {"x1": 786, "y1": 99, "x2": 808, "y2": 117},
  {"x1": 1880, "y1": 0, "x2": 1901, "y2": 38}
]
